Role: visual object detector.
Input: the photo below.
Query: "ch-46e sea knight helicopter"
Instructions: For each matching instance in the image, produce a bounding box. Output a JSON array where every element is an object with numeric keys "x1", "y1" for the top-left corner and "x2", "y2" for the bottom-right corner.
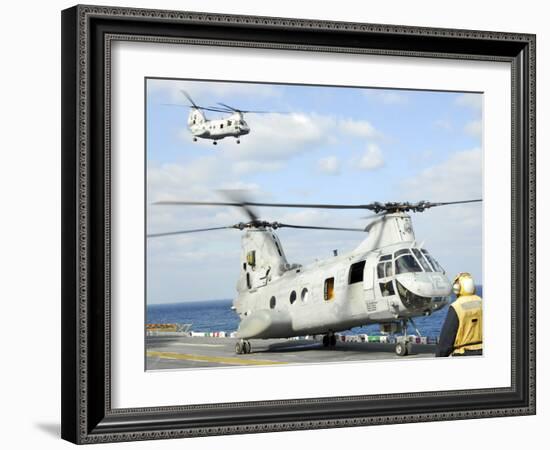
[
  {"x1": 149, "y1": 197, "x2": 482, "y2": 356},
  {"x1": 165, "y1": 90, "x2": 277, "y2": 145}
]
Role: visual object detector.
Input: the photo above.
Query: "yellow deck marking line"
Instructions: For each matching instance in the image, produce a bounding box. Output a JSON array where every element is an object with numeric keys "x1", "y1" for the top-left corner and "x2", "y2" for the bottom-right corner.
[{"x1": 147, "y1": 351, "x2": 287, "y2": 366}]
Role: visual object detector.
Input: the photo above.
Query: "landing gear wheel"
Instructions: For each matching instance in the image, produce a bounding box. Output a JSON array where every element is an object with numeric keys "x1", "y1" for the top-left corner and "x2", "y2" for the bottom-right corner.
[
  {"x1": 213, "y1": 141, "x2": 218, "y2": 145},
  {"x1": 330, "y1": 334, "x2": 337, "y2": 347},
  {"x1": 235, "y1": 341, "x2": 243, "y2": 355},
  {"x1": 322, "y1": 335, "x2": 329, "y2": 347},
  {"x1": 406, "y1": 342, "x2": 413, "y2": 355},
  {"x1": 193, "y1": 137, "x2": 197, "y2": 142},
  {"x1": 243, "y1": 341, "x2": 251, "y2": 354},
  {"x1": 395, "y1": 342, "x2": 409, "y2": 357},
  {"x1": 236, "y1": 139, "x2": 240, "y2": 144}
]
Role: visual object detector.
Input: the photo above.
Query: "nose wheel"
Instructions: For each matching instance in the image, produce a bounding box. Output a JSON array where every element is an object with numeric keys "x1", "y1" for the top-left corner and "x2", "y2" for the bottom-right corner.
[
  {"x1": 394, "y1": 319, "x2": 415, "y2": 356},
  {"x1": 235, "y1": 339, "x2": 251, "y2": 354},
  {"x1": 395, "y1": 341, "x2": 412, "y2": 356}
]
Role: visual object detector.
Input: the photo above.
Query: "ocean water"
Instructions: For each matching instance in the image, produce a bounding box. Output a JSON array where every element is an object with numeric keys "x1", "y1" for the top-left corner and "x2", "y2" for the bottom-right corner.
[{"x1": 147, "y1": 286, "x2": 482, "y2": 338}]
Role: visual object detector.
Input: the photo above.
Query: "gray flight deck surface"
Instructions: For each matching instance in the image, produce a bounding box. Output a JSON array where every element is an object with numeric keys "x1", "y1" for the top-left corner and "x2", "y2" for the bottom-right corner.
[{"x1": 146, "y1": 335, "x2": 437, "y2": 370}]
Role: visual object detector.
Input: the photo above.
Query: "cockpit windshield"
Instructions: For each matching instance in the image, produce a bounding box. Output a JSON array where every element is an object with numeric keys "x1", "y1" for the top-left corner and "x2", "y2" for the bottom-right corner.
[
  {"x1": 412, "y1": 248, "x2": 433, "y2": 272},
  {"x1": 385, "y1": 248, "x2": 445, "y2": 275},
  {"x1": 395, "y1": 252, "x2": 422, "y2": 274},
  {"x1": 421, "y1": 249, "x2": 444, "y2": 273}
]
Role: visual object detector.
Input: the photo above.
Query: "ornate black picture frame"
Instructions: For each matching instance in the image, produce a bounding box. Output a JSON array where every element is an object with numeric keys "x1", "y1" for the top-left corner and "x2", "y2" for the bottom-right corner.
[{"x1": 61, "y1": 4, "x2": 536, "y2": 444}]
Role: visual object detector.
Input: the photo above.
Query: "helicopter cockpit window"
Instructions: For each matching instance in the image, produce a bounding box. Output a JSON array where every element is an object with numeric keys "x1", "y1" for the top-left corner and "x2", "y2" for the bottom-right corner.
[
  {"x1": 395, "y1": 253, "x2": 422, "y2": 274},
  {"x1": 412, "y1": 248, "x2": 432, "y2": 272},
  {"x1": 348, "y1": 260, "x2": 366, "y2": 284},
  {"x1": 421, "y1": 249, "x2": 445, "y2": 273},
  {"x1": 394, "y1": 249, "x2": 410, "y2": 258},
  {"x1": 377, "y1": 260, "x2": 393, "y2": 279}
]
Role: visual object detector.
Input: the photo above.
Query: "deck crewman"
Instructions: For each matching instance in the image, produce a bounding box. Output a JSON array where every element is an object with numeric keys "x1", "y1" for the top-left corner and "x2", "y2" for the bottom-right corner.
[{"x1": 436, "y1": 272, "x2": 482, "y2": 357}]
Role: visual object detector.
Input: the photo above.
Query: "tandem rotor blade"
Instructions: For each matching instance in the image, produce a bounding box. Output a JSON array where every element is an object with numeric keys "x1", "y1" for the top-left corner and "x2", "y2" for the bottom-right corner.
[
  {"x1": 216, "y1": 102, "x2": 282, "y2": 114},
  {"x1": 161, "y1": 103, "x2": 232, "y2": 113},
  {"x1": 275, "y1": 223, "x2": 366, "y2": 232},
  {"x1": 180, "y1": 90, "x2": 198, "y2": 108},
  {"x1": 147, "y1": 225, "x2": 236, "y2": 238},
  {"x1": 153, "y1": 198, "x2": 483, "y2": 215}
]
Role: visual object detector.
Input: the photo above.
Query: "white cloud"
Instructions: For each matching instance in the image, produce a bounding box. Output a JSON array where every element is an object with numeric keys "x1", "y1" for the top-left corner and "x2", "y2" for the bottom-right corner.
[
  {"x1": 464, "y1": 120, "x2": 482, "y2": 137},
  {"x1": 434, "y1": 119, "x2": 452, "y2": 131},
  {"x1": 403, "y1": 148, "x2": 482, "y2": 199},
  {"x1": 339, "y1": 118, "x2": 377, "y2": 138},
  {"x1": 358, "y1": 144, "x2": 384, "y2": 170},
  {"x1": 455, "y1": 93, "x2": 483, "y2": 110},
  {"x1": 317, "y1": 156, "x2": 341, "y2": 175}
]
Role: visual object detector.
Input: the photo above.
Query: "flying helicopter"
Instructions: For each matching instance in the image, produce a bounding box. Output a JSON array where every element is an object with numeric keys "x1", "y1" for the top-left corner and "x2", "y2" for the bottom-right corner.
[
  {"x1": 165, "y1": 90, "x2": 277, "y2": 145},
  {"x1": 148, "y1": 196, "x2": 482, "y2": 356}
]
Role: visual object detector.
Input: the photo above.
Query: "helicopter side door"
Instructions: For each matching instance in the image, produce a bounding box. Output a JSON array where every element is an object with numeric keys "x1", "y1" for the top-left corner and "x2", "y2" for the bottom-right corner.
[{"x1": 375, "y1": 254, "x2": 397, "y2": 300}]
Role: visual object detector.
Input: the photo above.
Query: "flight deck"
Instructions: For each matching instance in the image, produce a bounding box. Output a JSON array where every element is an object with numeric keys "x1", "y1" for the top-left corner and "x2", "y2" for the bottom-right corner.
[{"x1": 146, "y1": 335, "x2": 437, "y2": 370}]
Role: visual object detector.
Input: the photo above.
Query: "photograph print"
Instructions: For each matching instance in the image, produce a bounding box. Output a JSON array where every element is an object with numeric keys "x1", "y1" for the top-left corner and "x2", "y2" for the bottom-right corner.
[{"x1": 145, "y1": 78, "x2": 483, "y2": 370}]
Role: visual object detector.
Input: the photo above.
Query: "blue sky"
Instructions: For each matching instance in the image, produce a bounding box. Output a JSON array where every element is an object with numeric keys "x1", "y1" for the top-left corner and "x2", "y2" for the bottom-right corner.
[{"x1": 146, "y1": 78, "x2": 483, "y2": 304}]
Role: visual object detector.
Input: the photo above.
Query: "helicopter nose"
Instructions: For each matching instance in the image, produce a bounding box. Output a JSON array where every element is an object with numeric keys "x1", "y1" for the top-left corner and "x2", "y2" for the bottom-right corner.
[{"x1": 395, "y1": 273, "x2": 452, "y2": 314}]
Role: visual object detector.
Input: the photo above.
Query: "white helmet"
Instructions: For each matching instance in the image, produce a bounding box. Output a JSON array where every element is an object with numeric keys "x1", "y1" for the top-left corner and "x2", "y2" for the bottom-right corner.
[{"x1": 452, "y1": 272, "x2": 476, "y2": 296}]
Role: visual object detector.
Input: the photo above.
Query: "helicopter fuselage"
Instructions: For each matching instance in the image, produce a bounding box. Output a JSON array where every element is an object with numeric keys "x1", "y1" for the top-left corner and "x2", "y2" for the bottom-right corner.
[
  {"x1": 233, "y1": 213, "x2": 452, "y2": 339},
  {"x1": 188, "y1": 110, "x2": 250, "y2": 141}
]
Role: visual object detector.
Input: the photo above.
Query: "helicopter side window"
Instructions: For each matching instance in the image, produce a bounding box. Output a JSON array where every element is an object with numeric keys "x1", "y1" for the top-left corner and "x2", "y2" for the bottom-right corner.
[
  {"x1": 289, "y1": 290, "x2": 297, "y2": 304},
  {"x1": 324, "y1": 277, "x2": 335, "y2": 301},
  {"x1": 377, "y1": 263, "x2": 385, "y2": 279},
  {"x1": 348, "y1": 260, "x2": 366, "y2": 284},
  {"x1": 220, "y1": 123, "x2": 224, "y2": 129},
  {"x1": 395, "y1": 254, "x2": 422, "y2": 274},
  {"x1": 269, "y1": 296, "x2": 276, "y2": 309},
  {"x1": 385, "y1": 261, "x2": 393, "y2": 277},
  {"x1": 412, "y1": 248, "x2": 432, "y2": 272},
  {"x1": 380, "y1": 280, "x2": 395, "y2": 297},
  {"x1": 227, "y1": 120, "x2": 232, "y2": 126}
]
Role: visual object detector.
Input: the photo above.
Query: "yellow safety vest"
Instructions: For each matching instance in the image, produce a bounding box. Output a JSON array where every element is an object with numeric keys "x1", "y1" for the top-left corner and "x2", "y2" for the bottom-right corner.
[{"x1": 450, "y1": 294, "x2": 482, "y2": 355}]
